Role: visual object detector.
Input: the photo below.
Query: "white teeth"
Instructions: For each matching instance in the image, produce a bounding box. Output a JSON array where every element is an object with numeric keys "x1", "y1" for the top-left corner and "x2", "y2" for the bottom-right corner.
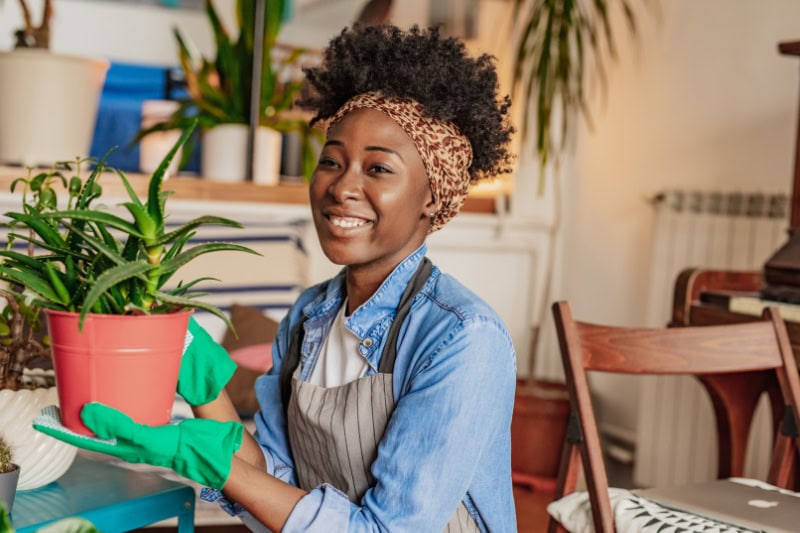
[{"x1": 330, "y1": 216, "x2": 367, "y2": 228}]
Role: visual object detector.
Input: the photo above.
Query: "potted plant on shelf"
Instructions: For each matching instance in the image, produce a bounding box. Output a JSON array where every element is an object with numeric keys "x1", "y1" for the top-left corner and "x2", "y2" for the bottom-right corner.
[
  {"x1": 0, "y1": 123, "x2": 259, "y2": 436},
  {"x1": 136, "y1": 0, "x2": 322, "y2": 184},
  {"x1": 0, "y1": 435, "x2": 19, "y2": 516},
  {"x1": 0, "y1": 0, "x2": 109, "y2": 167}
]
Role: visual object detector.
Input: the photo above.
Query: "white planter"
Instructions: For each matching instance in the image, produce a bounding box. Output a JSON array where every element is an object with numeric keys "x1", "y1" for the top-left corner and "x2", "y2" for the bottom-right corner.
[
  {"x1": 139, "y1": 99, "x2": 182, "y2": 176},
  {"x1": 202, "y1": 124, "x2": 282, "y2": 185},
  {"x1": 0, "y1": 387, "x2": 77, "y2": 490},
  {"x1": 0, "y1": 49, "x2": 109, "y2": 166}
]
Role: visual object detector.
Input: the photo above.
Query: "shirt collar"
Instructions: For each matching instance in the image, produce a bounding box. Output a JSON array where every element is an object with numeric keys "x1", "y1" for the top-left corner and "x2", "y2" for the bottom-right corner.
[{"x1": 302, "y1": 244, "x2": 428, "y2": 338}]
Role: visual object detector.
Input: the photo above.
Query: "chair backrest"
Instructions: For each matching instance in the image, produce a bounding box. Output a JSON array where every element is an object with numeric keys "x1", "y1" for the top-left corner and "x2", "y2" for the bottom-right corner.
[{"x1": 549, "y1": 301, "x2": 800, "y2": 533}]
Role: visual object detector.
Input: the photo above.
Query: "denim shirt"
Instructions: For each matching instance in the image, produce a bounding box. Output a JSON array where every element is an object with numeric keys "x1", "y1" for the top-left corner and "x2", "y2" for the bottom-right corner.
[{"x1": 208, "y1": 245, "x2": 517, "y2": 532}]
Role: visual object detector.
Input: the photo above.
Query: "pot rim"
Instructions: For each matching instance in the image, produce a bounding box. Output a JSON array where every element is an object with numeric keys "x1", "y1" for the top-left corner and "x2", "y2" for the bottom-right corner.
[
  {"x1": 0, "y1": 463, "x2": 20, "y2": 474},
  {"x1": 44, "y1": 309, "x2": 194, "y2": 321},
  {"x1": 0, "y1": 48, "x2": 109, "y2": 69}
]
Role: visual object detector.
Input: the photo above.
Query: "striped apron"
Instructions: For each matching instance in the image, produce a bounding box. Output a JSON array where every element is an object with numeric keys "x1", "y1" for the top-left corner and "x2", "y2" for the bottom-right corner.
[{"x1": 286, "y1": 259, "x2": 480, "y2": 532}]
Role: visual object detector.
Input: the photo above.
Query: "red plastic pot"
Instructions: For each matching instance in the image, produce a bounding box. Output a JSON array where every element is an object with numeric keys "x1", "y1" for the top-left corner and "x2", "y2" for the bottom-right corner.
[{"x1": 46, "y1": 310, "x2": 191, "y2": 435}]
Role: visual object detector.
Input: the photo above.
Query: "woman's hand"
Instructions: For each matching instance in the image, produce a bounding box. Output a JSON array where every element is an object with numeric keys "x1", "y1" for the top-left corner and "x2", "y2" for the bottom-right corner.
[
  {"x1": 33, "y1": 403, "x2": 243, "y2": 489},
  {"x1": 178, "y1": 317, "x2": 237, "y2": 406}
]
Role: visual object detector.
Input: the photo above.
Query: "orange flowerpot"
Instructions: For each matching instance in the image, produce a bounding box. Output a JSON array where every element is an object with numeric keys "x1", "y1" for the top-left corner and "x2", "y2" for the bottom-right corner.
[
  {"x1": 46, "y1": 310, "x2": 192, "y2": 435},
  {"x1": 511, "y1": 379, "x2": 570, "y2": 491}
]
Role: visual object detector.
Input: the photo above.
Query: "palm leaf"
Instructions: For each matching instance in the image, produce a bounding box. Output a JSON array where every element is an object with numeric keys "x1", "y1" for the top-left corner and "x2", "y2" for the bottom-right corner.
[{"x1": 512, "y1": 0, "x2": 639, "y2": 191}]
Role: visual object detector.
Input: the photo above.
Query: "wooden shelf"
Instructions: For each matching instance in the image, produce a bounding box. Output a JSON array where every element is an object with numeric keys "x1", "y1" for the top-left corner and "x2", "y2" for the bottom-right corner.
[{"x1": 0, "y1": 166, "x2": 504, "y2": 214}]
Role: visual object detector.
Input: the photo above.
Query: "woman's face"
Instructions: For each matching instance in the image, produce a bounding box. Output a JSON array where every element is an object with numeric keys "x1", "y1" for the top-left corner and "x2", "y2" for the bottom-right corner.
[{"x1": 310, "y1": 108, "x2": 435, "y2": 279}]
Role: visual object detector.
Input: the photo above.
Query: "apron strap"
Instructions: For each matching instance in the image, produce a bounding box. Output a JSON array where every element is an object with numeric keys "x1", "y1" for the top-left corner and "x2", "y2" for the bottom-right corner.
[
  {"x1": 280, "y1": 257, "x2": 433, "y2": 413},
  {"x1": 378, "y1": 257, "x2": 432, "y2": 373}
]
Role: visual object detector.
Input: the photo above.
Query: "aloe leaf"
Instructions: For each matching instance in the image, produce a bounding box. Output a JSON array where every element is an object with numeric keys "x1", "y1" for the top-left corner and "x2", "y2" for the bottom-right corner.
[
  {"x1": 42, "y1": 210, "x2": 144, "y2": 238},
  {"x1": 44, "y1": 263, "x2": 70, "y2": 306},
  {"x1": 123, "y1": 202, "x2": 158, "y2": 242},
  {"x1": 0, "y1": 266, "x2": 62, "y2": 306},
  {"x1": 0, "y1": 250, "x2": 48, "y2": 273},
  {"x1": 121, "y1": 233, "x2": 143, "y2": 262},
  {"x1": 65, "y1": 255, "x2": 77, "y2": 294},
  {"x1": 153, "y1": 290, "x2": 234, "y2": 331},
  {"x1": 5, "y1": 231, "x2": 86, "y2": 261},
  {"x1": 112, "y1": 168, "x2": 144, "y2": 208},
  {"x1": 162, "y1": 230, "x2": 194, "y2": 263},
  {"x1": 147, "y1": 122, "x2": 197, "y2": 228},
  {"x1": 154, "y1": 215, "x2": 243, "y2": 246},
  {"x1": 5, "y1": 211, "x2": 66, "y2": 248},
  {"x1": 165, "y1": 277, "x2": 219, "y2": 294},
  {"x1": 76, "y1": 149, "x2": 114, "y2": 210},
  {"x1": 60, "y1": 222, "x2": 136, "y2": 275},
  {"x1": 159, "y1": 242, "x2": 260, "y2": 275},
  {"x1": 79, "y1": 261, "x2": 156, "y2": 328}
]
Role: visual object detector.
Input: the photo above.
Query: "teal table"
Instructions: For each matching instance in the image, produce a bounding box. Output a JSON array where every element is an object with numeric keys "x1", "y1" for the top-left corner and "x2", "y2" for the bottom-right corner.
[{"x1": 10, "y1": 456, "x2": 195, "y2": 532}]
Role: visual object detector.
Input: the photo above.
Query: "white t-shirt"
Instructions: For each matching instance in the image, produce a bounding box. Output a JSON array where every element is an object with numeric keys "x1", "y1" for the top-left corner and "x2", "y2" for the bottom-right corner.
[{"x1": 308, "y1": 301, "x2": 369, "y2": 387}]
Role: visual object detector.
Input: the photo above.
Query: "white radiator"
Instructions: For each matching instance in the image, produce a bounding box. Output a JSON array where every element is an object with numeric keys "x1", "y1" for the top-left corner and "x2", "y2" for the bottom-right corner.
[{"x1": 634, "y1": 189, "x2": 790, "y2": 487}]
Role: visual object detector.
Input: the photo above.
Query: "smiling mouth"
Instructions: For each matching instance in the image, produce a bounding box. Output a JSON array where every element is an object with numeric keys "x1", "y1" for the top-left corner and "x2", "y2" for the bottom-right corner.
[{"x1": 328, "y1": 215, "x2": 370, "y2": 229}]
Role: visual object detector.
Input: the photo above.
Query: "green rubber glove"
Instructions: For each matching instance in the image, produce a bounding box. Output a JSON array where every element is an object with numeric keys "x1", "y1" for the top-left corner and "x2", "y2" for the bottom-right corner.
[
  {"x1": 179, "y1": 317, "x2": 237, "y2": 406},
  {"x1": 33, "y1": 404, "x2": 243, "y2": 489}
]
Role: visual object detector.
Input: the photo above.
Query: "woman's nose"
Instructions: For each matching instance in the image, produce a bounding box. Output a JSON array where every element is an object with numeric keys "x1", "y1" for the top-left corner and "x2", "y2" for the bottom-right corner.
[{"x1": 327, "y1": 166, "x2": 362, "y2": 201}]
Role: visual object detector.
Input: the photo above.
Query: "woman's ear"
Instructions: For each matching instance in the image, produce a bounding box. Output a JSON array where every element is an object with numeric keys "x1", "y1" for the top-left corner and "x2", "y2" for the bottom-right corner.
[{"x1": 423, "y1": 196, "x2": 441, "y2": 220}]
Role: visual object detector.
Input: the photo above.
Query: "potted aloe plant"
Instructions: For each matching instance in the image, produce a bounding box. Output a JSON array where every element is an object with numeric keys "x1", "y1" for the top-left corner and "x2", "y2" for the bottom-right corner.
[
  {"x1": 136, "y1": 0, "x2": 321, "y2": 184},
  {"x1": 0, "y1": 123, "x2": 259, "y2": 436}
]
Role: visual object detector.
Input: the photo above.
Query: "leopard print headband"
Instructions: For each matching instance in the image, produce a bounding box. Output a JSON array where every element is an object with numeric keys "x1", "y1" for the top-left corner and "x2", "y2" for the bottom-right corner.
[{"x1": 326, "y1": 92, "x2": 473, "y2": 232}]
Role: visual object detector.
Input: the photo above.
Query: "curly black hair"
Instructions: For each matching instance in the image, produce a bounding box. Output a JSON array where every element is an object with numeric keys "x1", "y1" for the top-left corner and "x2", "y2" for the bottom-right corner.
[{"x1": 299, "y1": 24, "x2": 515, "y2": 181}]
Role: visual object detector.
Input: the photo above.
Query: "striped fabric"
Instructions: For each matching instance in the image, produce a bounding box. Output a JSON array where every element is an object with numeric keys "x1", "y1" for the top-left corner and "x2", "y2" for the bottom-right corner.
[{"x1": 287, "y1": 369, "x2": 480, "y2": 532}]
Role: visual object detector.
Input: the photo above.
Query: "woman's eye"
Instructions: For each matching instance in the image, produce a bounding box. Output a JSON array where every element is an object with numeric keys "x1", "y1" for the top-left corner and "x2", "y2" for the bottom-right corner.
[
  {"x1": 317, "y1": 157, "x2": 338, "y2": 168},
  {"x1": 369, "y1": 164, "x2": 392, "y2": 174}
]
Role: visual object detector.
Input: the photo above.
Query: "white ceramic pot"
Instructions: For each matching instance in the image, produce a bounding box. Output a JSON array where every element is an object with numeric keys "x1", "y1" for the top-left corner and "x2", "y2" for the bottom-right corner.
[
  {"x1": 0, "y1": 387, "x2": 77, "y2": 490},
  {"x1": 202, "y1": 124, "x2": 282, "y2": 185},
  {"x1": 139, "y1": 99, "x2": 182, "y2": 176},
  {"x1": 0, "y1": 49, "x2": 109, "y2": 166}
]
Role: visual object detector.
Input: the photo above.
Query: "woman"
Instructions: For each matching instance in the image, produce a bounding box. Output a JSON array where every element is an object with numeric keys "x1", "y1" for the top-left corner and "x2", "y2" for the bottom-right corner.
[{"x1": 37, "y1": 24, "x2": 517, "y2": 532}]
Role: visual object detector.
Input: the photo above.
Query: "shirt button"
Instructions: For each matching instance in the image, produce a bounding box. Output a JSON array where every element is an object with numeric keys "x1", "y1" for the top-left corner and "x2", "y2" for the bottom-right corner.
[{"x1": 362, "y1": 338, "x2": 373, "y2": 348}]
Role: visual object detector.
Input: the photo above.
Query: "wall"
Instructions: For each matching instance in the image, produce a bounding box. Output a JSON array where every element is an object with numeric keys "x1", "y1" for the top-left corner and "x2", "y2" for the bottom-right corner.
[
  {"x1": 548, "y1": 0, "x2": 800, "y2": 440},
  {"x1": 5, "y1": 0, "x2": 798, "y2": 443},
  {"x1": 0, "y1": 0, "x2": 363, "y2": 63}
]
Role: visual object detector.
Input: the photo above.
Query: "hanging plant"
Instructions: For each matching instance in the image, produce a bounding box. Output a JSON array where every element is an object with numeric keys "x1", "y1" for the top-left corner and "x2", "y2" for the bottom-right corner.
[{"x1": 512, "y1": 0, "x2": 642, "y2": 192}]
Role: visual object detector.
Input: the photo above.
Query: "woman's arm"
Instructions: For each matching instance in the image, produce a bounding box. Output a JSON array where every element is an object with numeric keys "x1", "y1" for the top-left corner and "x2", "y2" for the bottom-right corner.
[
  {"x1": 223, "y1": 456, "x2": 308, "y2": 531},
  {"x1": 192, "y1": 390, "x2": 266, "y2": 470}
]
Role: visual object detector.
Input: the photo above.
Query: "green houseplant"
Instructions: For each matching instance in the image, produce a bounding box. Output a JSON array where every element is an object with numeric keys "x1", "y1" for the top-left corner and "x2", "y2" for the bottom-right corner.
[
  {"x1": 512, "y1": 0, "x2": 640, "y2": 192},
  {"x1": 0, "y1": 172, "x2": 78, "y2": 491},
  {"x1": 0, "y1": 123, "x2": 259, "y2": 435},
  {"x1": 0, "y1": 435, "x2": 19, "y2": 516},
  {"x1": 137, "y1": 0, "x2": 321, "y2": 183}
]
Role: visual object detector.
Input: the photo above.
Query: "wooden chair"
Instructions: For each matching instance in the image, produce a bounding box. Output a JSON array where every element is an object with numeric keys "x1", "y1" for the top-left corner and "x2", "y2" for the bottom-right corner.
[{"x1": 548, "y1": 301, "x2": 800, "y2": 533}]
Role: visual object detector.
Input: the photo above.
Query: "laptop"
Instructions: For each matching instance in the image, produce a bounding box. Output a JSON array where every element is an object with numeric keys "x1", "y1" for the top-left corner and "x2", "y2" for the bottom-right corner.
[{"x1": 633, "y1": 479, "x2": 800, "y2": 533}]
